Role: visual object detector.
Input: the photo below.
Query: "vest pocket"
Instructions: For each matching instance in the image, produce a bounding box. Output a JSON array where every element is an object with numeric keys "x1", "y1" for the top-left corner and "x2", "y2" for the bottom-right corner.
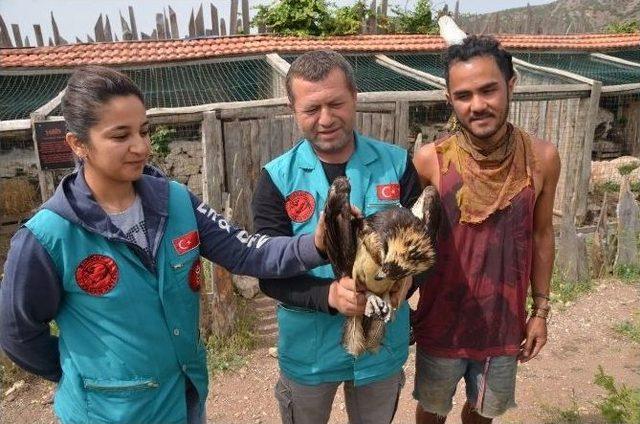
[
  {"x1": 277, "y1": 304, "x2": 318, "y2": 367},
  {"x1": 83, "y1": 377, "x2": 159, "y2": 423}
]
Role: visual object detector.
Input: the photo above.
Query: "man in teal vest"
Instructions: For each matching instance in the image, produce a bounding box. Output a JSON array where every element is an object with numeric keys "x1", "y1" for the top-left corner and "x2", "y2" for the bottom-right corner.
[{"x1": 252, "y1": 50, "x2": 424, "y2": 423}]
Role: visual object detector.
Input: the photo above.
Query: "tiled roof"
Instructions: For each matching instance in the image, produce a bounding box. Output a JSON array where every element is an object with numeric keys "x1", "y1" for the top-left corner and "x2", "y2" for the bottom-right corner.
[{"x1": 1, "y1": 33, "x2": 639, "y2": 69}]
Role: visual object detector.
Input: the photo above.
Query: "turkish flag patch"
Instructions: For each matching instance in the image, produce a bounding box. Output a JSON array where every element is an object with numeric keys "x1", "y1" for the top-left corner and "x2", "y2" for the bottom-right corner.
[
  {"x1": 173, "y1": 231, "x2": 200, "y2": 255},
  {"x1": 376, "y1": 183, "x2": 401, "y2": 201},
  {"x1": 188, "y1": 259, "x2": 203, "y2": 292},
  {"x1": 285, "y1": 190, "x2": 315, "y2": 223},
  {"x1": 75, "y1": 254, "x2": 119, "y2": 296}
]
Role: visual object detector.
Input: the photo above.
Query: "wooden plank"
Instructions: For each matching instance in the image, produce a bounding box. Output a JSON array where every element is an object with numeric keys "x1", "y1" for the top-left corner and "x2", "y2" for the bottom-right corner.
[
  {"x1": 394, "y1": 101, "x2": 410, "y2": 148},
  {"x1": 219, "y1": 106, "x2": 291, "y2": 120},
  {"x1": 223, "y1": 121, "x2": 242, "y2": 217},
  {"x1": 266, "y1": 53, "x2": 291, "y2": 77},
  {"x1": 201, "y1": 111, "x2": 225, "y2": 210},
  {"x1": 33, "y1": 89, "x2": 66, "y2": 117},
  {"x1": 238, "y1": 120, "x2": 253, "y2": 229},
  {"x1": 356, "y1": 102, "x2": 396, "y2": 113},
  {"x1": 513, "y1": 57, "x2": 596, "y2": 85},
  {"x1": 258, "y1": 119, "x2": 271, "y2": 168},
  {"x1": 370, "y1": 113, "x2": 383, "y2": 141},
  {"x1": 380, "y1": 113, "x2": 395, "y2": 143},
  {"x1": 361, "y1": 112, "x2": 373, "y2": 138}
]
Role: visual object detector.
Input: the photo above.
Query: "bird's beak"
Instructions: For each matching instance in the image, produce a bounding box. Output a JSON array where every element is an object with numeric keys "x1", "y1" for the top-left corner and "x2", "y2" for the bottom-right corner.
[{"x1": 374, "y1": 270, "x2": 386, "y2": 281}]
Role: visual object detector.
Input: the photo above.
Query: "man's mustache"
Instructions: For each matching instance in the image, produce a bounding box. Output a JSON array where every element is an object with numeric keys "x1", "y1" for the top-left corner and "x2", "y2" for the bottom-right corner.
[{"x1": 470, "y1": 113, "x2": 495, "y2": 122}]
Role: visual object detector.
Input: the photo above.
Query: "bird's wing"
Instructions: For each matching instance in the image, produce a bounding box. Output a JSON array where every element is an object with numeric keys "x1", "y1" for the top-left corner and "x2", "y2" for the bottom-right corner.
[
  {"x1": 419, "y1": 185, "x2": 442, "y2": 245},
  {"x1": 323, "y1": 176, "x2": 360, "y2": 278}
]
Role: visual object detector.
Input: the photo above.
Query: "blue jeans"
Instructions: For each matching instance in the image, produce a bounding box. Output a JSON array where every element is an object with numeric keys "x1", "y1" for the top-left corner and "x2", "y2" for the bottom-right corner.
[{"x1": 413, "y1": 349, "x2": 517, "y2": 418}]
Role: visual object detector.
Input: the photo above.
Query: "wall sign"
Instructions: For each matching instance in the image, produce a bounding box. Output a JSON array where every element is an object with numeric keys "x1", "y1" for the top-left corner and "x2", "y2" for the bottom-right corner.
[{"x1": 35, "y1": 121, "x2": 74, "y2": 170}]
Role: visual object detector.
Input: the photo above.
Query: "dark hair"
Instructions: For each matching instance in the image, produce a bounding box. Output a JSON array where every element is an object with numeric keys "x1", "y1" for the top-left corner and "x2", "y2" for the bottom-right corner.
[
  {"x1": 61, "y1": 66, "x2": 144, "y2": 143},
  {"x1": 443, "y1": 35, "x2": 514, "y2": 86},
  {"x1": 285, "y1": 50, "x2": 357, "y2": 103}
]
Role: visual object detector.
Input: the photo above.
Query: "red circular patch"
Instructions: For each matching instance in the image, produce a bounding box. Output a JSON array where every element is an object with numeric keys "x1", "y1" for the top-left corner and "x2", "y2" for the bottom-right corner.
[
  {"x1": 285, "y1": 190, "x2": 315, "y2": 223},
  {"x1": 188, "y1": 259, "x2": 203, "y2": 292},
  {"x1": 75, "y1": 254, "x2": 119, "y2": 296}
]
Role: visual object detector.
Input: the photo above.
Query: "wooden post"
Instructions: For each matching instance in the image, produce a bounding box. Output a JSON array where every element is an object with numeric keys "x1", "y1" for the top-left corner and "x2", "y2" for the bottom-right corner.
[
  {"x1": 156, "y1": 13, "x2": 166, "y2": 39},
  {"x1": 454, "y1": 0, "x2": 460, "y2": 21},
  {"x1": 229, "y1": 0, "x2": 238, "y2": 35},
  {"x1": 525, "y1": 3, "x2": 532, "y2": 33},
  {"x1": 94, "y1": 14, "x2": 105, "y2": 42},
  {"x1": 11, "y1": 24, "x2": 22, "y2": 47},
  {"x1": 242, "y1": 0, "x2": 250, "y2": 34},
  {"x1": 169, "y1": 6, "x2": 179, "y2": 38},
  {"x1": 164, "y1": 8, "x2": 171, "y2": 39},
  {"x1": 188, "y1": 9, "x2": 195, "y2": 38},
  {"x1": 128, "y1": 6, "x2": 139, "y2": 40},
  {"x1": 394, "y1": 101, "x2": 410, "y2": 149},
  {"x1": 201, "y1": 111, "x2": 225, "y2": 211},
  {"x1": 220, "y1": 18, "x2": 227, "y2": 36},
  {"x1": 51, "y1": 12, "x2": 64, "y2": 45},
  {"x1": 211, "y1": 4, "x2": 220, "y2": 36},
  {"x1": 195, "y1": 4, "x2": 205, "y2": 36},
  {"x1": 33, "y1": 24, "x2": 44, "y2": 46},
  {"x1": 104, "y1": 15, "x2": 113, "y2": 42},
  {"x1": 0, "y1": 14, "x2": 12, "y2": 47},
  {"x1": 576, "y1": 81, "x2": 602, "y2": 223},
  {"x1": 120, "y1": 12, "x2": 132, "y2": 40},
  {"x1": 24, "y1": 35, "x2": 30, "y2": 47}
]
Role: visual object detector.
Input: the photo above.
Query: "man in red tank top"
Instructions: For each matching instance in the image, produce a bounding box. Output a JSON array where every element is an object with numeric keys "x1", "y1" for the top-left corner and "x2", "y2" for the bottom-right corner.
[{"x1": 412, "y1": 35, "x2": 561, "y2": 424}]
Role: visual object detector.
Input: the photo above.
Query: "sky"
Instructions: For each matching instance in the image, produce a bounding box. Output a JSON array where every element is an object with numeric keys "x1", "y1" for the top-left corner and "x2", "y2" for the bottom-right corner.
[{"x1": 0, "y1": 0, "x2": 557, "y2": 46}]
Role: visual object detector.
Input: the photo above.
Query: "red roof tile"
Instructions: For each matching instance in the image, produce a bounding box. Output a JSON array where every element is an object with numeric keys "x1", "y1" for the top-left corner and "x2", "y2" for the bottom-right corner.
[{"x1": 1, "y1": 33, "x2": 639, "y2": 69}]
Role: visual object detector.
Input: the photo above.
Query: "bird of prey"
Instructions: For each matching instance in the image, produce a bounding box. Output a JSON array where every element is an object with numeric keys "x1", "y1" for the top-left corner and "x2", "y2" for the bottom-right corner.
[{"x1": 323, "y1": 177, "x2": 440, "y2": 356}]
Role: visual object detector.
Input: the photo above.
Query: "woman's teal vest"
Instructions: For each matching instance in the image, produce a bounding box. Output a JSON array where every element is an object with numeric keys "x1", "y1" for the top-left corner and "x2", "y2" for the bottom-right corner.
[
  {"x1": 25, "y1": 182, "x2": 206, "y2": 424},
  {"x1": 264, "y1": 134, "x2": 410, "y2": 386}
]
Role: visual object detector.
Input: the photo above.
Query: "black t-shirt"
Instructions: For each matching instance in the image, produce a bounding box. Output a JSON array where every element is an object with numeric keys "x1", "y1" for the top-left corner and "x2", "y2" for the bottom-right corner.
[{"x1": 251, "y1": 153, "x2": 424, "y2": 313}]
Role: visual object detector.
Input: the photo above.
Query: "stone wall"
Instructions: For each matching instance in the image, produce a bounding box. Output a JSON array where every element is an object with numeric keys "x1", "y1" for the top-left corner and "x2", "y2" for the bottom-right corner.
[
  {"x1": 0, "y1": 138, "x2": 204, "y2": 196},
  {"x1": 0, "y1": 140, "x2": 38, "y2": 179}
]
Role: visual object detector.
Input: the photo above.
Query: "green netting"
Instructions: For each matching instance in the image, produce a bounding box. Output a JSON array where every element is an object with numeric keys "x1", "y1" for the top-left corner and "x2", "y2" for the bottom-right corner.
[
  {"x1": 2, "y1": 59, "x2": 275, "y2": 120},
  {"x1": 389, "y1": 53, "x2": 445, "y2": 78},
  {"x1": 516, "y1": 52, "x2": 640, "y2": 86},
  {"x1": 0, "y1": 73, "x2": 70, "y2": 121},
  {"x1": 126, "y1": 59, "x2": 274, "y2": 108},
  {"x1": 388, "y1": 53, "x2": 575, "y2": 85},
  {"x1": 283, "y1": 55, "x2": 437, "y2": 92},
  {"x1": 608, "y1": 50, "x2": 640, "y2": 64}
]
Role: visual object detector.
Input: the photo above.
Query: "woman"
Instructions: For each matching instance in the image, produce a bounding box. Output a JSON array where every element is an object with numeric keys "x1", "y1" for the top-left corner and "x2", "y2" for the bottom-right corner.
[{"x1": 0, "y1": 66, "x2": 326, "y2": 424}]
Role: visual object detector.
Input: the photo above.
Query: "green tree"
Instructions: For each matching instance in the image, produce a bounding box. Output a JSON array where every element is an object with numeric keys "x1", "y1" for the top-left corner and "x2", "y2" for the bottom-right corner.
[
  {"x1": 605, "y1": 20, "x2": 639, "y2": 34},
  {"x1": 326, "y1": 1, "x2": 368, "y2": 36},
  {"x1": 252, "y1": 0, "x2": 332, "y2": 36},
  {"x1": 389, "y1": 0, "x2": 437, "y2": 34}
]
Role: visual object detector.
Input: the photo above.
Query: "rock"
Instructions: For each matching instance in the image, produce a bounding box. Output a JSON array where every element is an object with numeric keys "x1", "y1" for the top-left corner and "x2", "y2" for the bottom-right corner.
[
  {"x1": 590, "y1": 156, "x2": 640, "y2": 189},
  {"x1": 268, "y1": 347, "x2": 278, "y2": 358},
  {"x1": 555, "y1": 216, "x2": 589, "y2": 283},
  {"x1": 615, "y1": 178, "x2": 640, "y2": 269},
  {"x1": 4, "y1": 380, "x2": 25, "y2": 397},
  {"x1": 0, "y1": 148, "x2": 39, "y2": 178},
  {"x1": 233, "y1": 275, "x2": 259, "y2": 299},
  {"x1": 187, "y1": 173, "x2": 202, "y2": 197}
]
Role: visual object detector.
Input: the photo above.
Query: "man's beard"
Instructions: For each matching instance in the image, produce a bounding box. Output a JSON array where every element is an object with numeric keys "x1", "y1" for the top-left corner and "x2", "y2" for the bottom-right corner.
[
  {"x1": 309, "y1": 130, "x2": 352, "y2": 154},
  {"x1": 459, "y1": 100, "x2": 510, "y2": 141}
]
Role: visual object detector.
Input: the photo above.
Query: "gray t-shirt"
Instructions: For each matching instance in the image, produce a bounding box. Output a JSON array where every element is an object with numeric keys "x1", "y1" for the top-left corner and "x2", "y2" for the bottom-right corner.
[{"x1": 108, "y1": 195, "x2": 150, "y2": 254}]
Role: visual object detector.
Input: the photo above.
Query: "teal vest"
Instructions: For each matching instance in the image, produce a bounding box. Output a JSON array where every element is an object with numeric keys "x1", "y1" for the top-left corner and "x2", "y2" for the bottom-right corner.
[
  {"x1": 265, "y1": 134, "x2": 410, "y2": 386},
  {"x1": 26, "y1": 182, "x2": 206, "y2": 424}
]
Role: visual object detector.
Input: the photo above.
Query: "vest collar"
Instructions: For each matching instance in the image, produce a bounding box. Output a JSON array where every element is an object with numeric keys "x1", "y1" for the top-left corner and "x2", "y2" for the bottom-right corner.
[{"x1": 297, "y1": 132, "x2": 377, "y2": 170}]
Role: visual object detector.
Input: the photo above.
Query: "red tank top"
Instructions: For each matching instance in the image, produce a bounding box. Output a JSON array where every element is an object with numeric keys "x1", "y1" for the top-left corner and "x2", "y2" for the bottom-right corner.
[{"x1": 413, "y1": 144, "x2": 535, "y2": 360}]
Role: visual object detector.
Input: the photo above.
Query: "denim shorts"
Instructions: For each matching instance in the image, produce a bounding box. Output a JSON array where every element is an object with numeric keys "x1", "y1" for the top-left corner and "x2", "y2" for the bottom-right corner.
[{"x1": 412, "y1": 349, "x2": 517, "y2": 418}]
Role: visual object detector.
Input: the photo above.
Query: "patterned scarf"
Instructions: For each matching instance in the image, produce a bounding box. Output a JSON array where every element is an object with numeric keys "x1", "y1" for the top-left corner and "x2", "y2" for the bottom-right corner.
[{"x1": 437, "y1": 123, "x2": 535, "y2": 224}]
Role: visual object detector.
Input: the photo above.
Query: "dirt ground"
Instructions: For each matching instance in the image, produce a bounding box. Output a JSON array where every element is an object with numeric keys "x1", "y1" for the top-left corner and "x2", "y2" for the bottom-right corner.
[{"x1": 1, "y1": 278, "x2": 638, "y2": 424}]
